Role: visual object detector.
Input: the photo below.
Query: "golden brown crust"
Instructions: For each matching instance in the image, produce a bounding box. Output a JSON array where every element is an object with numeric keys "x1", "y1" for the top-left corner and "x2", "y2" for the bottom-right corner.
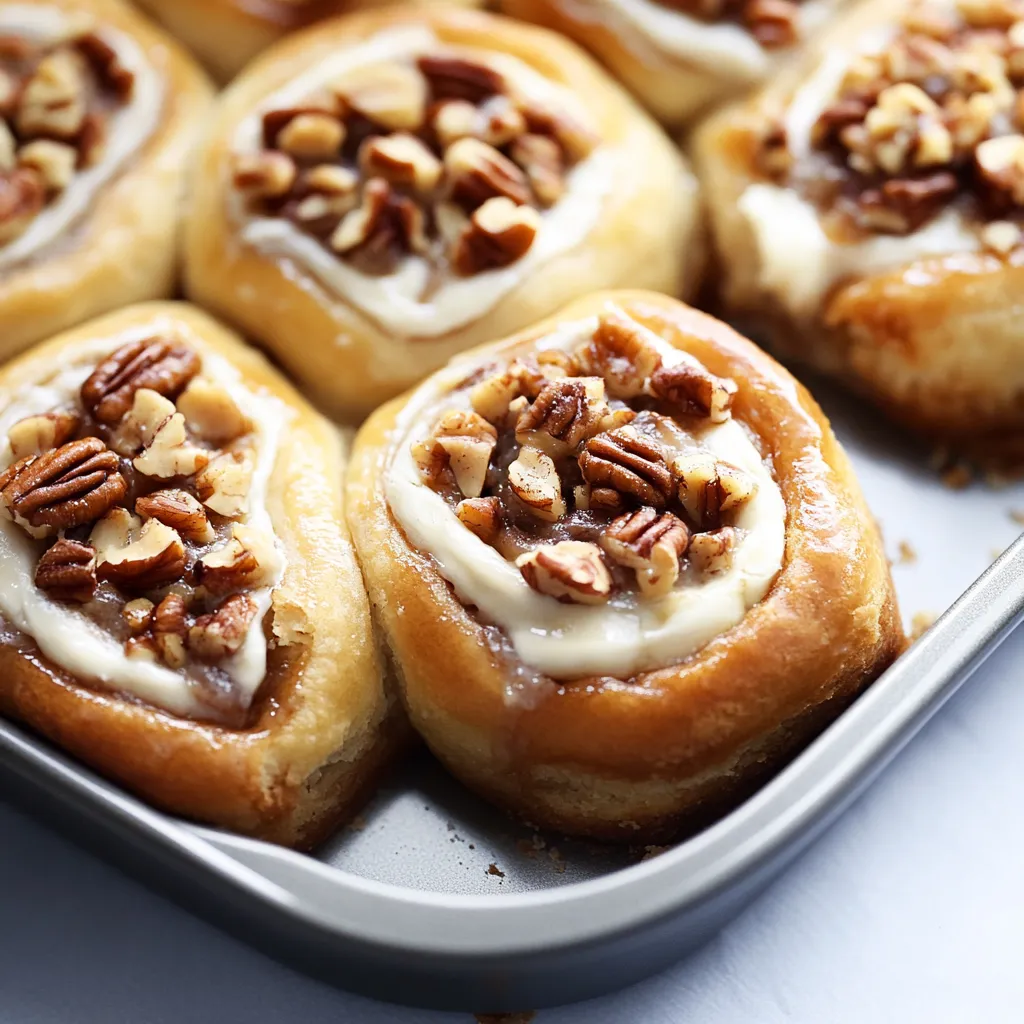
[
  {"x1": 693, "y1": 0, "x2": 1024, "y2": 455},
  {"x1": 347, "y1": 289, "x2": 904, "y2": 841},
  {"x1": 133, "y1": 0, "x2": 483, "y2": 82},
  {"x1": 183, "y1": 7, "x2": 703, "y2": 422},
  {"x1": 0, "y1": 303, "x2": 407, "y2": 848},
  {"x1": 0, "y1": 0, "x2": 213, "y2": 363}
]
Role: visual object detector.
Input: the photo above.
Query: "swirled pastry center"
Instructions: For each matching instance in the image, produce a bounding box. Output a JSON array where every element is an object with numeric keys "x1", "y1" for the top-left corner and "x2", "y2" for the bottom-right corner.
[
  {"x1": 741, "y1": 0, "x2": 1024, "y2": 313},
  {"x1": 229, "y1": 26, "x2": 618, "y2": 338},
  {"x1": 386, "y1": 306, "x2": 786, "y2": 680},
  {"x1": 0, "y1": 5, "x2": 163, "y2": 267},
  {"x1": 0, "y1": 324, "x2": 290, "y2": 722}
]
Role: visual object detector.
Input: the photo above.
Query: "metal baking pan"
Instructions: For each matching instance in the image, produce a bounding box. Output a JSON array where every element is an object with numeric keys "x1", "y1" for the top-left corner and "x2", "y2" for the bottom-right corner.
[{"x1": 2, "y1": 377, "x2": 1024, "y2": 1013}]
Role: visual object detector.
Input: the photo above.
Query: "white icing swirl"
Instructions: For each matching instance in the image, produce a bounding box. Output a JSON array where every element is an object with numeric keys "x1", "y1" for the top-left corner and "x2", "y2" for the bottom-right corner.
[
  {"x1": 385, "y1": 313, "x2": 786, "y2": 680},
  {"x1": 0, "y1": 322, "x2": 289, "y2": 719}
]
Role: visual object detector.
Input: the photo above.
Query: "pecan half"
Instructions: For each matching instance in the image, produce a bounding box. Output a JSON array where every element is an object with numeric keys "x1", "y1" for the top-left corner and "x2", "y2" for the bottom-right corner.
[
  {"x1": 35, "y1": 538, "x2": 97, "y2": 603},
  {"x1": 672, "y1": 453, "x2": 758, "y2": 527},
  {"x1": 152, "y1": 593, "x2": 189, "y2": 668},
  {"x1": 432, "y1": 410, "x2": 497, "y2": 498},
  {"x1": 689, "y1": 527, "x2": 738, "y2": 575},
  {"x1": 577, "y1": 309, "x2": 662, "y2": 399},
  {"x1": 7, "y1": 408, "x2": 80, "y2": 459},
  {"x1": 578, "y1": 427, "x2": 673, "y2": 508},
  {"x1": 0, "y1": 438, "x2": 126, "y2": 533},
  {"x1": 517, "y1": 541, "x2": 611, "y2": 605},
  {"x1": 452, "y1": 197, "x2": 540, "y2": 275},
  {"x1": 507, "y1": 446, "x2": 566, "y2": 521},
  {"x1": 601, "y1": 508, "x2": 690, "y2": 598},
  {"x1": 445, "y1": 138, "x2": 531, "y2": 210},
  {"x1": 136, "y1": 489, "x2": 215, "y2": 543},
  {"x1": 456, "y1": 496, "x2": 501, "y2": 543},
  {"x1": 92, "y1": 515, "x2": 186, "y2": 591},
  {"x1": 649, "y1": 359, "x2": 737, "y2": 423},
  {"x1": 515, "y1": 377, "x2": 623, "y2": 456},
  {"x1": 417, "y1": 55, "x2": 504, "y2": 103},
  {"x1": 189, "y1": 593, "x2": 259, "y2": 660},
  {"x1": 82, "y1": 338, "x2": 201, "y2": 425}
]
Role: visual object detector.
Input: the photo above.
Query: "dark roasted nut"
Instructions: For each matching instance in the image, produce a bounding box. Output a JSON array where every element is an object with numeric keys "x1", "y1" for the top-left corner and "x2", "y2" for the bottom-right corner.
[
  {"x1": 16, "y1": 50, "x2": 87, "y2": 139},
  {"x1": 578, "y1": 426, "x2": 673, "y2": 508},
  {"x1": 152, "y1": 593, "x2": 189, "y2": 668},
  {"x1": 445, "y1": 138, "x2": 532, "y2": 210},
  {"x1": 358, "y1": 133, "x2": 442, "y2": 192},
  {"x1": 510, "y1": 133, "x2": 564, "y2": 207},
  {"x1": 7, "y1": 408, "x2": 80, "y2": 459},
  {"x1": 0, "y1": 168, "x2": 46, "y2": 244},
  {"x1": 516, "y1": 540, "x2": 611, "y2": 605},
  {"x1": 672, "y1": 452, "x2": 758, "y2": 527},
  {"x1": 74, "y1": 30, "x2": 135, "y2": 99},
  {"x1": 0, "y1": 438, "x2": 126, "y2": 533},
  {"x1": 82, "y1": 338, "x2": 201, "y2": 425},
  {"x1": 515, "y1": 377, "x2": 620, "y2": 455},
  {"x1": 122, "y1": 597, "x2": 154, "y2": 634},
  {"x1": 452, "y1": 197, "x2": 539, "y2": 275},
  {"x1": 601, "y1": 507, "x2": 689, "y2": 598},
  {"x1": 92, "y1": 514, "x2": 187, "y2": 591},
  {"x1": 333, "y1": 62, "x2": 427, "y2": 131},
  {"x1": 189, "y1": 593, "x2": 259, "y2": 660},
  {"x1": 330, "y1": 178, "x2": 428, "y2": 256},
  {"x1": 507, "y1": 446, "x2": 566, "y2": 521},
  {"x1": 688, "y1": 527, "x2": 737, "y2": 575},
  {"x1": 275, "y1": 112, "x2": 345, "y2": 160},
  {"x1": 577, "y1": 309, "x2": 662, "y2": 398},
  {"x1": 34, "y1": 538, "x2": 97, "y2": 603},
  {"x1": 649, "y1": 359, "x2": 737, "y2": 422},
  {"x1": 136, "y1": 489, "x2": 216, "y2": 543},
  {"x1": 456, "y1": 496, "x2": 501, "y2": 543},
  {"x1": 417, "y1": 55, "x2": 505, "y2": 103},
  {"x1": 233, "y1": 151, "x2": 297, "y2": 199},
  {"x1": 432, "y1": 410, "x2": 497, "y2": 498},
  {"x1": 745, "y1": 0, "x2": 800, "y2": 48}
]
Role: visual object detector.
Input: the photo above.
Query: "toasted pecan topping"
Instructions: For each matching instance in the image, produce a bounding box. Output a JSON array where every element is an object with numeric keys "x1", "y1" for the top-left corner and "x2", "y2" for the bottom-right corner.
[
  {"x1": 672, "y1": 452, "x2": 758, "y2": 527},
  {"x1": 517, "y1": 540, "x2": 611, "y2": 605},
  {"x1": 579, "y1": 426, "x2": 674, "y2": 508},
  {"x1": 456, "y1": 495, "x2": 501, "y2": 542},
  {"x1": 136, "y1": 489, "x2": 215, "y2": 543},
  {"x1": 34, "y1": 538, "x2": 97, "y2": 603},
  {"x1": 7, "y1": 408, "x2": 80, "y2": 459},
  {"x1": 578, "y1": 310, "x2": 662, "y2": 399},
  {"x1": 189, "y1": 593, "x2": 259, "y2": 660},
  {"x1": 689, "y1": 527, "x2": 738, "y2": 575},
  {"x1": 508, "y1": 445, "x2": 566, "y2": 521},
  {"x1": 92, "y1": 514, "x2": 186, "y2": 591},
  {"x1": 515, "y1": 377, "x2": 624, "y2": 455},
  {"x1": 601, "y1": 507, "x2": 690, "y2": 598},
  {"x1": 152, "y1": 593, "x2": 188, "y2": 668},
  {"x1": 432, "y1": 410, "x2": 497, "y2": 498},
  {"x1": 452, "y1": 197, "x2": 539, "y2": 275},
  {"x1": 417, "y1": 55, "x2": 505, "y2": 103}
]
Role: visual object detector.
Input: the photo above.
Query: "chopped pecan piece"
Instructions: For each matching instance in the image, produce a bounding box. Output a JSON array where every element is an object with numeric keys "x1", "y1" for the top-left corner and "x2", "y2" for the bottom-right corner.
[
  {"x1": 0, "y1": 168, "x2": 46, "y2": 244},
  {"x1": 507, "y1": 446, "x2": 566, "y2": 521},
  {"x1": 432, "y1": 99, "x2": 478, "y2": 147},
  {"x1": 16, "y1": 49, "x2": 87, "y2": 140},
  {"x1": 122, "y1": 597, "x2": 154, "y2": 634},
  {"x1": 233, "y1": 151, "x2": 297, "y2": 199},
  {"x1": 511, "y1": 350, "x2": 578, "y2": 398},
  {"x1": 521, "y1": 104, "x2": 598, "y2": 163},
  {"x1": 578, "y1": 426, "x2": 673, "y2": 508},
  {"x1": 417, "y1": 55, "x2": 505, "y2": 103},
  {"x1": 515, "y1": 377, "x2": 620, "y2": 456},
  {"x1": 689, "y1": 527, "x2": 738, "y2": 575},
  {"x1": 574, "y1": 483, "x2": 625, "y2": 514},
  {"x1": 132, "y1": 405, "x2": 209, "y2": 480},
  {"x1": 977, "y1": 134, "x2": 1024, "y2": 205},
  {"x1": 82, "y1": 338, "x2": 201, "y2": 425},
  {"x1": 330, "y1": 178, "x2": 427, "y2": 257},
  {"x1": 0, "y1": 438, "x2": 126, "y2": 533},
  {"x1": 333, "y1": 62, "x2": 427, "y2": 131},
  {"x1": 577, "y1": 309, "x2": 662, "y2": 399},
  {"x1": 452, "y1": 197, "x2": 540, "y2": 275},
  {"x1": 470, "y1": 367, "x2": 525, "y2": 427},
  {"x1": 7, "y1": 408, "x2": 80, "y2": 459},
  {"x1": 35, "y1": 538, "x2": 97, "y2": 603},
  {"x1": 510, "y1": 133, "x2": 564, "y2": 207},
  {"x1": 152, "y1": 593, "x2": 189, "y2": 669},
  {"x1": 189, "y1": 594, "x2": 259, "y2": 660},
  {"x1": 176, "y1": 378, "x2": 249, "y2": 444},
  {"x1": 432, "y1": 410, "x2": 497, "y2": 498},
  {"x1": 744, "y1": 0, "x2": 800, "y2": 48},
  {"x1": 91, "y1": 514, "x2": 186, "y2": 591},
  {"x1": 649, "y1": 359, "x2": 737, "y2": 423},
  {"x1": 456, "y1": 496, "x2": 501, "y2": 543},
  {"x1": 19, "y1": 140, "x2": 77, "y2": 192},
  {"x1": 196, "y1": 524, "x2": 280, "y2": 595},
  {"x1": 601, "y1": 507, "x2": 690, "y2": 598},
  {"x1": 672, "y1": 453, "x2": 757, "y2": 527},
  {"x1": 476, "y1": 95, "x2": 527, "y2": 147},
  {"x1": 516, "y1": 540, "x2": 611, "y2": 605},
  {"x1": 445, "y1": 138, "x2": 531, "y2": 209},
  {"x1": 276, "y1": 113, "x2": 345, "y2": 160},
  {"x1": 194, "y1": 450, "x2": 254, "y2": 519},
  {"x1": 358, "y1": 133, "x2": 442, "y2": 193},
  {"x1": 136, "y1": 489, "x2": 216, "y2": 543},
  {"x1": 411, "y1": 437, "x2": 450, "y2": 487}
]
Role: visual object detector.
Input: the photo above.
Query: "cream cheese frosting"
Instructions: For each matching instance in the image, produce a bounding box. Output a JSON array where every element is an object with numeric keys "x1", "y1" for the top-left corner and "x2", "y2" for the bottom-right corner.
[
  {"x1": 229, "y1": 26, "x2": 619, "y2": 340},
  {"x1": 0, "y1": 322, "x2": 289, "y2": 718},
  {"x1": 0, "y1": 5, "x2": 164, "y2": 270},
  {"x1": 385, "y1": 313, "x2": 786, "y2": 681}
]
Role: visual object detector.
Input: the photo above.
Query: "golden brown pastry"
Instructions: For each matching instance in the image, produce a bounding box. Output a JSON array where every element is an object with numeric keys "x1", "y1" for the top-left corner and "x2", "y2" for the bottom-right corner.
[
  {"x1": 695, "y1": 0, "x2": 1024, "y2": 456},
  {"x1": 0, "y1": 0, "x2": 212, "y2": 362},
  {"x1": 183, "y1": 8, "x2": 702, "y2": 421},
  {"x1": 0, "y1": 303, "x2": 405, "y2": 848},
  {"x1": 132, "y1": 0, "x2": 483, "y2": 82},
  {"x1": 347, "y1": 290, "x2": 903, "y2": 841},
  {"x1": 501, "y1": 0, "x2": 853, "y2": 126}
]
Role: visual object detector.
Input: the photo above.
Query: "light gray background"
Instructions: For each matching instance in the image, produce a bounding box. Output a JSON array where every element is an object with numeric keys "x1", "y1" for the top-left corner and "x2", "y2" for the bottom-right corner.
[{"x1": 4, "y1": 621, "x2": 1024, "y2": 1023}]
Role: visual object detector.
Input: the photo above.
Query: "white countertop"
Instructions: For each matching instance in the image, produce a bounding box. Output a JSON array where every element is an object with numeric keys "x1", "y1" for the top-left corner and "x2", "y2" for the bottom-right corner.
[{"x1": 3, "y1": 617, "x2": 1024, "y2": 1023}]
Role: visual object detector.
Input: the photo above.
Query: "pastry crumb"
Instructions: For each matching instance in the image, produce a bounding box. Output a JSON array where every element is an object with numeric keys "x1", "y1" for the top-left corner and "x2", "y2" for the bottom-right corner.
[
  {"x1": 548, "y1": 847, "x2": 566, "y2": 874},
  {"x1": 896, "y1": 540, "x2": 917, "y2": 565},
  {"x1": 346, "y1": 815, "x2": 367, "y2": 832},
  {"x1": 486, "y1": 862, "x2": 505, "y2": 878},
  {"x1": 474, "y1": 1013, "x2": 537, "y2": 1024},
  {"x1": 910, "y1": 611, "x2": 937, "y2": 641},
  {"x1": 991, "y1": 546, "x2": 1007, "y2": 561},
  {"x1": 1010, "y1": 509, "x2": 1024, "y2": 526}
]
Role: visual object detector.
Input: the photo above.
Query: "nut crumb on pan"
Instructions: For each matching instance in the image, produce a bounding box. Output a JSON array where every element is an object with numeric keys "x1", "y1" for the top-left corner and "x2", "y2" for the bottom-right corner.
[
  {"x1": 896, "y1": 539, "x2": 917, "y2": 565},
  {"x1": 486, "y1": 862, "x2": 505, "y2": 878},
  {"x1": 911, "y1": 610, "x2": 937, "y2": 640},
  {"x1": 1010, "y1": 508, "x2": 1024, "y2": 525}
]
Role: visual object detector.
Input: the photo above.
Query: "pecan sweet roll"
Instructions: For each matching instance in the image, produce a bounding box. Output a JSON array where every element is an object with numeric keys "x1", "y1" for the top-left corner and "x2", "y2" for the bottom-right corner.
[
  {"x1": 501, "y1": 0, "x2": 853, "y2": 125},
  {"x1": 0, "y1": 0, "x2": 211, "y2": 361},
  {"x1": 348, "y1": 291, "x2": 903, "y2": 841},
  {"x1": 697, "y1": 0, "x2": 1024, "y2": 456},
  {"x1": 0, "y1": 304, "x2": 404, "y2": 847},
  {"x1": 184, "y1": 9, "x2": 702, "y2": 419},
  {"x1": 134, "y1": 0, "x2": 484, "y2": 82}
]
